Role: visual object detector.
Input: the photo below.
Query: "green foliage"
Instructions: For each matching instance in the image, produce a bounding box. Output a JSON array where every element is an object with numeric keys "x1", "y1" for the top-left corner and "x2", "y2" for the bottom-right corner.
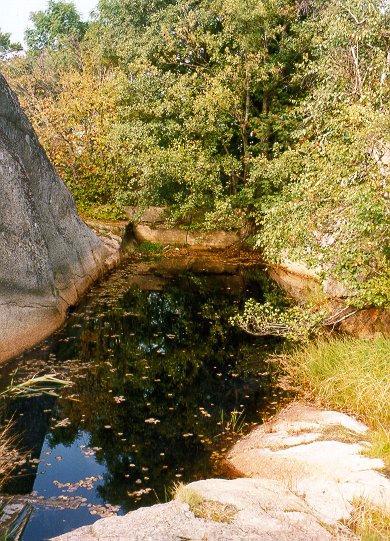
[
  {"x1": 256, "y1": 109, "x2": 390, "y2": 306},
  {"x1": 251, "y1": 1, "x2": 390, "y2": 306},
  {"x1": 0, "y1": 31, "x2": 22, "y2": 59},
  {"x1": 25, "y1": 1, "x2": 88, "y2": 50},
  {"x1": 231, "y1": 299, "x2": 325, "y2": 342},
  {"x1": 2, "y1": 0, "x2": 389, "y2": 307}
]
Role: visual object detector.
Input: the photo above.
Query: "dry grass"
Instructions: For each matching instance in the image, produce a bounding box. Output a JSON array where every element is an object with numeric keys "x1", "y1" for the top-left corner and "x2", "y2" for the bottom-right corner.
[
  {"x1": 0, "y1": 421, "x2": 26, "y2": 490},
  {"x1": 0, "y1": 374, "x2": 72, "y2": 398},
  {"x1": 318, "y1": 424, "x2": 366, "y2": 445},
  {"x1": 347, "y1": 499, "x2": 390, "y2": 540},
  {"x1": 366, "y1": 427, "x2": 390, "y2": 475},
  {"x1": 0, "y1": 375, "x2": 70, "y2": 489},
  {"x1": 279, "y1": 337, "x2": 390, "y2": 467},
  {"x1": 172, "y1": 482, "x2": 238, "y2": 523},
  {"x1": 173, "y1": 482, "x2": 204, "y2": 508}
]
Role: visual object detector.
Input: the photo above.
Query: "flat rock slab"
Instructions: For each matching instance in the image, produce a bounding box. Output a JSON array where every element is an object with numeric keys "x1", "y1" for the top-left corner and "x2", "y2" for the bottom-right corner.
[
  {"x1": 134, "y1": 224, "x2": 240, "y2": 249},
  {"x1": 228, "y1": 404, "x2": 390, "y2": 524},
  {"x1": 53, "y1": 480, "x2": 341, "y2": 541}
]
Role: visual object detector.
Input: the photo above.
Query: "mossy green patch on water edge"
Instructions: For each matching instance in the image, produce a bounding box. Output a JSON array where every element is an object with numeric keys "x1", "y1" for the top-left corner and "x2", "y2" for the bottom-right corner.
[
  {"x1": 137, "y1": 241, "x2": 164, "y2": 256},
  {"x1": 278, "y1": 337, "x2": 390, "y2": 468}
]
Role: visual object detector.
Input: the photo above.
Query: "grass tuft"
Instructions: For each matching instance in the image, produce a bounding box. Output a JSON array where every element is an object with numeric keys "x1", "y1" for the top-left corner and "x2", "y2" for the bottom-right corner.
[
  {"x1": 0, "y1": 374, "x2": 72, "y2": 398},
  {"x1": 172, "y1": 482, "x2": 204, "y2": 509},
  {"x1": 278, "y1": 337, "x2": 390, "y2": 468},
  {"x1": 347, "y1": 499, "x2": 390, "y2": 540},
  {"x1": 172, "y1": 482, "x2": 238, "y2": 523},
  {"x1": 0, "y1": 422, "x2": 26, "y2": 489}
]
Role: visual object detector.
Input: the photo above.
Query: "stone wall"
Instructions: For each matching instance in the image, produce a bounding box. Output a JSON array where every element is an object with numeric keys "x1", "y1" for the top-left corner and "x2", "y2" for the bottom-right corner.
[{"x1": 125, "y1": 206, "x2": 241, "y2": 249}]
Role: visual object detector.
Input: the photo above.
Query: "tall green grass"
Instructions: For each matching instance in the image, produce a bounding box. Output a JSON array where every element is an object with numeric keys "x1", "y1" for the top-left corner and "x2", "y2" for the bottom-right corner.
[{"x1": 279, "y1": 337, "x2": 390, "y2": 466}]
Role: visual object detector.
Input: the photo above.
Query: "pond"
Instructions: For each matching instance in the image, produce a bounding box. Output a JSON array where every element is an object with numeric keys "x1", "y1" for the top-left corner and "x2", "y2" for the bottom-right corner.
[{"x1": 0, "y1": 254, "x2": 285, "y2": 540}]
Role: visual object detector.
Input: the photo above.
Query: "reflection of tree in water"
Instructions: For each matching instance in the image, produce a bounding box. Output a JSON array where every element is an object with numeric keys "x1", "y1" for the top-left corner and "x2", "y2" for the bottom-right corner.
[
  {"x1": 45, "y1": 276, "x2": 278, "y2": 509},
  {"x1": 1, "y1": 273, "x2": 282, "y2": 513}
]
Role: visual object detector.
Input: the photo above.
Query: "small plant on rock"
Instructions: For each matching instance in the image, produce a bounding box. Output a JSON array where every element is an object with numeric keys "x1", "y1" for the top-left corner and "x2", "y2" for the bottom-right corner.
[{"x1": 231, "y1": 300, "x2": 325, "y2": 342}]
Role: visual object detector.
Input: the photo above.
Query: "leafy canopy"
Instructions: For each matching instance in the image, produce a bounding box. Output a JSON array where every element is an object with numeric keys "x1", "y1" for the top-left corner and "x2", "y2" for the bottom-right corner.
[
  {"x1": 2, "y1": 0, "x2": 389, "y2": 306},
  {"x1": 25, "y1": 0, "x2": 88, "y2": 50}
]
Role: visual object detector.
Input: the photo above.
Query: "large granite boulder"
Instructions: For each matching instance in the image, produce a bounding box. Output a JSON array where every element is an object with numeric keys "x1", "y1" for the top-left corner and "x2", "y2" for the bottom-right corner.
[{"x1": 0, "y1": 73, "x2": 110, "y2": 363}]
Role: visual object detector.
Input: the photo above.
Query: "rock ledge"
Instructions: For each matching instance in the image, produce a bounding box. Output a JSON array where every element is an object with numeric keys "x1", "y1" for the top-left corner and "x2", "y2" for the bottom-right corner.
[{"x1": 53, "y1": 404, "x2": 390, "y2": 540}]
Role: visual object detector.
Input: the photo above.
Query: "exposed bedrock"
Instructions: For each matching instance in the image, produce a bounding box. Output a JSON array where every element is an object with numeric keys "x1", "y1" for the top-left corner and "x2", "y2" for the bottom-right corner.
[{"x1": 0, "y1": 73, "x2": 113, "y2": 363}]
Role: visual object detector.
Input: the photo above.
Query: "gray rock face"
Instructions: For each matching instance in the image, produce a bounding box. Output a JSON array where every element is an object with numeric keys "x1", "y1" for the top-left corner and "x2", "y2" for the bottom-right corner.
[{"x1": 0, "y1": 73, "x2": 109, "y2": 362}]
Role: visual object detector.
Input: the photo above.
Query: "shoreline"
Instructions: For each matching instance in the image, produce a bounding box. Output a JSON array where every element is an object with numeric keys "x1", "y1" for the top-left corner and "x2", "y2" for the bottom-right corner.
[{"x1": 52, "y1": 400, "x2": 390, "y2": 540}]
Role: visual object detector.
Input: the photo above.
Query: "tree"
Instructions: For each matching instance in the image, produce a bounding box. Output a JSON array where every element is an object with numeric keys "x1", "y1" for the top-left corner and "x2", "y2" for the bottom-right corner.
[
  {"x1": 5, "y1": 0, "x2": 390, "y2": 306},
  {"x1": 0, "y1": 30, "x2": 22, "y2": 59},
  {"x1": 254, "y1": 0, "x2": 390, "y2": 307},
  {"x1": 25, "y1": 1, "x2": 88, "y2": 51}
]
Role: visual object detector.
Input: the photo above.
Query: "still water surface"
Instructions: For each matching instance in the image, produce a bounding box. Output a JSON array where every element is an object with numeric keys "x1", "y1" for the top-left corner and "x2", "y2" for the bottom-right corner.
[{"x1": 0, "y1": 257, "x2": 284, "y2": 540}]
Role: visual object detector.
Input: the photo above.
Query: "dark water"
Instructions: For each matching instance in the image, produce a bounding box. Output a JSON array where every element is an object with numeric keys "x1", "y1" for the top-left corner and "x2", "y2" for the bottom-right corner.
[{"x1": 0, "y1": 257, "x2": 284, "y2": 540}]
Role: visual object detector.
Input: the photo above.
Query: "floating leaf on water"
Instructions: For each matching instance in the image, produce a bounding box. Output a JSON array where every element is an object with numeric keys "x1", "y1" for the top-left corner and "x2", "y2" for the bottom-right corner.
[
  {"x1": 128, "y1": 487, "x2": 152, "y2": 498},
  {"x1": 144, "y1": 418, "x2": 160, "y2": 424},
  {"x1": 54, "y1": 418, "x2": 71, "y2": 428}
]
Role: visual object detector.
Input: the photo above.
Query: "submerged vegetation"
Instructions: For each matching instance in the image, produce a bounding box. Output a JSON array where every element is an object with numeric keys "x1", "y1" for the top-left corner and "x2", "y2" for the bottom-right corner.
[{"x1": 0, "y1": 0, "x2": 389, "y2": 306}]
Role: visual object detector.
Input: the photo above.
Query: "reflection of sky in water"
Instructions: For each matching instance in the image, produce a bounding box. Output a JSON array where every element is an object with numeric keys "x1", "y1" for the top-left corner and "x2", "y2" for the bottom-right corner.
[
  {"x1": 0, "y1": 265, "x2": 285, "y2": 540},
  {"x1": 23, "y1": 433, "x2": 113, "y2": 540},
  {"x1": 34, "y1": 434, "x2": 105, "y2": 499}
]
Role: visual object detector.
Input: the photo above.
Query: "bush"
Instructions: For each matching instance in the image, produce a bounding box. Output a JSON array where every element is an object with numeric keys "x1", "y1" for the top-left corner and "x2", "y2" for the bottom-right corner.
[{"x1": 231, "y1": 299, "x2": 325, "y2": 342}]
